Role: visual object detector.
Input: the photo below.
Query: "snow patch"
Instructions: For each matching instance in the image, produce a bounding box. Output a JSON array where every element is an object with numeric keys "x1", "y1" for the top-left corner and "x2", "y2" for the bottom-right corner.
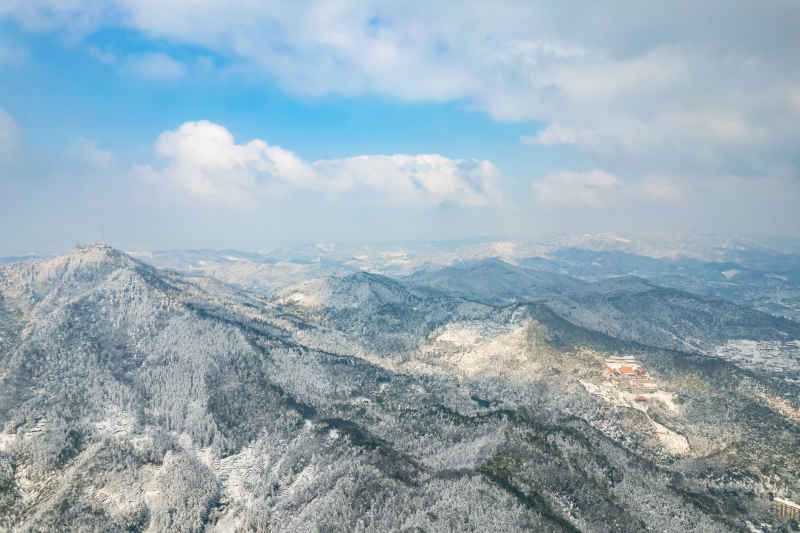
[
  {"x1": 0, "y1": 432, "x2": 15, "y2": 452},
  {"x1": 93, "y1": 407, "x2": 136, "y2": 436},
  {"x1": 580, "y1": 380, "x2": 689, "y2": 455},
  {"x1": 721, "y1": 269, "x2": 740, "y2": 280},
  {"x1": 424, "y1": 320, "x2": 536, "y2": 378},
  {"x1": 650, "y1": 420, "x2": 690, "y2": 455}
]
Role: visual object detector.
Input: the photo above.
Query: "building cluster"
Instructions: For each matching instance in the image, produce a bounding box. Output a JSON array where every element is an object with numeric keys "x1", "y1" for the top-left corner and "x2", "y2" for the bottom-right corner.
[{"x1": 605, "y1": 357, "x2": 658, "y2": 396}]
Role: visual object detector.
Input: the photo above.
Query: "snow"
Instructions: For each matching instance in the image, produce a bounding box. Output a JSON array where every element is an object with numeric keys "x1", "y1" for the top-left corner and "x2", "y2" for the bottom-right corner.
[
  {"x1": 744, "y1": 520, "x2": 766, "y2": 533},
  {"x1": 422, "y1": 320, "x2": 537, "y2": 379},
  {"x1": 0, "y1": 432, "x2": 14, "y2": 452},
  {"x1": 650, "y1": 420, "x2": 690, "y2": 455},
  {"x1": 721, "y1": 269, "x2": 740, "y2": 280},
  {"x1": 93, "y1": 407, "x2": 136, "y2": 437},
  {"x1": 580, "y1": 377, "x2": 689, "y2": 455}
]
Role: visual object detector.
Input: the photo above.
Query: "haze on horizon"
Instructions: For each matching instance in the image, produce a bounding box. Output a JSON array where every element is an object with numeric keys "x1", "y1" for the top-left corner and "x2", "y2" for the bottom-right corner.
[{"x1": 2, "y1": 1, "x2": 800, "y2": 255}]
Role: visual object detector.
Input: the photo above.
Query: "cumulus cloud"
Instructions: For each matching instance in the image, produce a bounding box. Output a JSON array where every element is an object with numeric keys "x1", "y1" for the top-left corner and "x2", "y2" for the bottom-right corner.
[
  {"x1": 4, "y1": 1, "x2": 800, "y2": 191},
  {"x1": 316, "y1": 155, "x2": 500, "y2": 207},
  {"x1": 136, "y1": 121, "x2": 501, "y2": 208}
]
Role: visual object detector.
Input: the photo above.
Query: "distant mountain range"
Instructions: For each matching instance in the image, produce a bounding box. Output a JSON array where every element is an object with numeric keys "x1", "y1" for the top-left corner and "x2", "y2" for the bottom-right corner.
[
  {"x1": 27, "y1": 235, "x2": 775, "y2": 324},
  {"x1": 1, "y1": 244, "x2": 799, "y2": 531}
]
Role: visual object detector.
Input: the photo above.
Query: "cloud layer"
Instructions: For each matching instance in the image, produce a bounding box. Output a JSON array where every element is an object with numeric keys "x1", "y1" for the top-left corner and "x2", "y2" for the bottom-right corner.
[
  {"x1": 3, "y1": 2, "x2": 800, "y2": 251},
  {"x1": 5, "y1": 0, "x2": 800, "y2": 184},
  {"x1": 532, "y1": 170, "x2": 683, "y2": 209},
  {"x1": 135, "y1": 121, "x2": 501, "y2": 208},
  {"x1": 532, "y1": 170, "x2": 620, "y2": 209}
]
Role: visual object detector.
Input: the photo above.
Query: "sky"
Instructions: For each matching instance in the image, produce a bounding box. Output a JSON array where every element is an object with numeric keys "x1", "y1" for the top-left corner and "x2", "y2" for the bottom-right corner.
[{"x1": 1, "y1": 1, "x2": 799, "y2": 254}]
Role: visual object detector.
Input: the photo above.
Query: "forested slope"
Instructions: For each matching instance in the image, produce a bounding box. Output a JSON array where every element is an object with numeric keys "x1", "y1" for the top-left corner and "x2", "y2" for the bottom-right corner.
[{"x1": 0, "y1": 246, "x2": 797, "y2": 531}]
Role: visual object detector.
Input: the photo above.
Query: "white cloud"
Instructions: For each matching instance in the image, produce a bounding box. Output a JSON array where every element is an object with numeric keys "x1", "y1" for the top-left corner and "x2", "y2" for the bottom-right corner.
[
  {"x1": 136, "y1": 120, "x2": 501, "y2": 208},
  {"x1": 89, "y1": 47, "x2": 198, "y2": 80},
  {"x1": 0, "y1": 107, "x2": 21, "y2": 163},
  {"x1": 125, "y1": 52, "x2": 186, "y2": 80},
  {"x1": 4, "y1": 1, "x2": 800, "y2": 186},
  {"x1": 532, "y1": 169, "x2": 619, "y2": 208},
  {"x1": 66, "y1": 137, "x2": 114, "y2": 169},
  {"x1": 532, "y1": 169, "x2": 687, "y2": 210},
  {"x1": 630, "y1": 179, "x2": 682, "y2": 202},
  {"x1": 521, "y1": 124, "x2": 577, "y2": 146},
  {"x1": 314, "y1": 155, "x2": 500, "y2": 207},
  {"x1": 0, "y1": 0, "x2": 116, "y2": 35}
]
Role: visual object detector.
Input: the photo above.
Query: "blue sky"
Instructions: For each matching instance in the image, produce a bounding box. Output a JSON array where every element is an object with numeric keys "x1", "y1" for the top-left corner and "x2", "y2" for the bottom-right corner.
[{"x1": 1, "y1": 1, "x2": 799, "y2": 254}]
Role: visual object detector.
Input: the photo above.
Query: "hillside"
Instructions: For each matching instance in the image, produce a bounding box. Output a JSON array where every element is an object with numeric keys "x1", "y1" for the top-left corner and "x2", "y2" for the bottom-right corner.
[
  {"x1": 0, "y1": 246, "x2": 798, "y2": 531},
  {"x1": 275, "y1": 267, "x2": 800, "y2": 529},
  {"x1": 521, "y1": 248, "x2": 800, "y2": 322},
  {"x1": 405, "y1": 258, "x2": 587, "y2": 304},
  {"x1": 547, "y1": 284, "x2": 800, "y2": 383}
]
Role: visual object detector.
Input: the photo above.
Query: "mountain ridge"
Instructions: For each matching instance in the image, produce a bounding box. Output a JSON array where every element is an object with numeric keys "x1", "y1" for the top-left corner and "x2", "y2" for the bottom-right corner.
[{"x1": 0, "y1": 246, "x2": 798, "y2": 531}]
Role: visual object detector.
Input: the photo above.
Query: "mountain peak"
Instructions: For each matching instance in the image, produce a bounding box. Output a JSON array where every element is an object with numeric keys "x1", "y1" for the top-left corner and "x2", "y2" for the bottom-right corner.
[
  {"x1": 67, "y1": 242, "x2": 130, "y2": 264},
  {"x1": 0, "y1": 244, "x2": 150, "y2": 316},
  {"x1": 275, "y1": 270, "x2": 416, "y2": 310},
  {"x1": 22, "y1": 243, "x2": 141, "y2": 282}
]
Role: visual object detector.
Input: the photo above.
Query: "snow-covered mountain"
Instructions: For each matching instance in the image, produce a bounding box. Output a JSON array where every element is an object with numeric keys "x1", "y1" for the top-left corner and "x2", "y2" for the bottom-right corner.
[
  {"x1": 119, "y1": 234, "x2": 800, "y2": 323},
  {"x1": 405, "y1": 258, "x2": 588, "y2": 304},
  {"x1": 1, "y1": 245, "x2": 799, "y2": 531}
]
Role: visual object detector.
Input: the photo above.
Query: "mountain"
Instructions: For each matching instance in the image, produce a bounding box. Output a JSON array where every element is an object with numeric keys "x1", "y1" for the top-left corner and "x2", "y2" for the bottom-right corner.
[
  {"x1": 405, "y1": 258, "x2": 587, "y2": 304},
  {"x1": 0, "y1": 246, "x2": 799, "y2": 531},
  {"x1": 402, "y1": 256, "x2": 800, "y2": 382},
  {"x1": 273, "y1": 271, "x2": 495, "y2": 358},
  {"x1": 521, "y1": 248, "x2": 740, "y2": 282},
  {"x1": 128, "y1": 248, "x2": 357, "y2": 296},
  {"x1": 273, "y1": 268, "x2": 800, "y2": 526},
  {"x1": 537, "y1": 233, "x2": 800, "y2": 262},
  {"x1": 569, "y1": 275, "x2": 661, "y2": 296},
  {"x1": 127, "y1": 237, "x2": 800, "y2": 322},
  {"x1": 0, "y1": 256, "x2": 42, "y2": 267},
  {"x1": 544, "y1": 280, "x2": 800, "y2": 383},
  {"x1": 521, "y1": 248, "x2": 800, "y2": 322}
]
